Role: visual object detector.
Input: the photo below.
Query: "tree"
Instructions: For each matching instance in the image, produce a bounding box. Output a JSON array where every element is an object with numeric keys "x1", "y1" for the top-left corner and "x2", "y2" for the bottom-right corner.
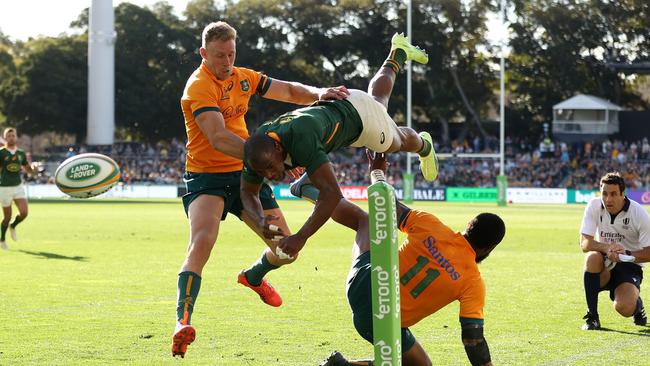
[
  {"x1": 508, "y1": 0, "x2": 650, "y2": 136},
  {"x1": 2, "y1": 36, "x2": 88, "y2": 141}
]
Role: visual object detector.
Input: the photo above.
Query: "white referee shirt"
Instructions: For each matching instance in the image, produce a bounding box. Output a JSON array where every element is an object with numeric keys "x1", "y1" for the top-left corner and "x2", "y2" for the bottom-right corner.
[{"x1": 580, "y1": 197, "x2": 650, "y2": 253}]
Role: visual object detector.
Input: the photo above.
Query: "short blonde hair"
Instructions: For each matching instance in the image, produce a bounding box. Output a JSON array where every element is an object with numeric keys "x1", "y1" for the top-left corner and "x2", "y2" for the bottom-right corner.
[
  {"x1": 3, "y1": 127, "x2": 16, "y2": 137},
  {"x1": 202, "y1": 21, "x2": 237, "y2": 47}
]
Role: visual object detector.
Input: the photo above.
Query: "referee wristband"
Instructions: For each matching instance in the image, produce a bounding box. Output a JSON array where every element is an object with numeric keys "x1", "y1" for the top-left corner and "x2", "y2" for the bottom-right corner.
[{"x1": 370, "y1": 169, "x2": 386, "y2": 184}]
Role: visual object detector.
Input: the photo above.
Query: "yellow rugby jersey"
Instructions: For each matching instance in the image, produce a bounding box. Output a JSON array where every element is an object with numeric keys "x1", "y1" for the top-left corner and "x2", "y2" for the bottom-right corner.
[
  {"x1": 181, "y1": 62, "x2": 271, "y2": 173},
  {"x1": 398, "y1": 210, "x2": 485, "y2": 327}
]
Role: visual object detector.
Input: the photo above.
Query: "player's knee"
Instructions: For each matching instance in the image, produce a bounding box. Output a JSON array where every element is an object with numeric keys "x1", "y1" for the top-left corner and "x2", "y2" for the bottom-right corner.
[
  {"x1": 614, "y1": 299, "x2": 636, "y2": 317},
  {"x1": 583, "y1": 251, "x2": 604, "y2": 272},
  {"x1": 1, "y1": 217, "x2": 10, "y2": 226},
  {"x1": 20, "y1": 211, "x2": 27, "y2": 219}
]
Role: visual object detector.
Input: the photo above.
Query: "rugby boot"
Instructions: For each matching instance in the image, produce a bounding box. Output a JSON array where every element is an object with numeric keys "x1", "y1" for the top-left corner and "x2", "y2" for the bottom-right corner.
[
  {"x1": 171, "y1": 322, "x2": 195, "y2": 358},
  {"x1": 9, "y1": 226, "x2": 17, "y2": 241},
  {"x1": 634, "y1": 298, "x2": 647, "y2": 326},
  {"x1": 391, "y1": 32, "x2": 429, "y2": 64},
  {"x1": 582, "y1": 311, "x2": 601, "y2": 330},
  {"x1": 290, "y1": 173, "x2": 319, "y2": 202},
  {"x1": 237, "y1": 270, "x2": 283, "y2": 307},
  {"x1": 320, "y1": 351, "x2": 349, "y2": 366},
  {"x1": 418, "y1": 131, "x2": 439, "y2": 181}
]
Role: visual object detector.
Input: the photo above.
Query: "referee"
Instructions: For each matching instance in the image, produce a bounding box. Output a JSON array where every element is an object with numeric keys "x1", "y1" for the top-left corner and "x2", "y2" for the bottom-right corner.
[{"x1": 580, "y1": 172, "x2": 649, "y2": 330}]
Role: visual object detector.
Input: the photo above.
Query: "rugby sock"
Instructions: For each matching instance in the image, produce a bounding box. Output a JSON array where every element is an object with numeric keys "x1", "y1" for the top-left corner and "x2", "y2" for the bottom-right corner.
[
  {"x1": 245, "y1": 252, "x2": 279, "y2": 286},
  {"x1": 299, "y1": 183, "x2": 320, "y2": 203},
  {"x1": 348, "y1": 360, "x2": 373, "y2": 365},
  {"x1": 417, "y1": 137, "x2": 432, "y2": 157},
  {"x1": 583, "y1": 271, "x2": 600, "y2": 315},
  {"x1": 0, "y1": 222, "x2": 8, "y2": 241},
  {"x1": 10, "y1": 215, "x2": 24, "y2": 228},
  {"x1": 383, "y1": 48, "x2": 407, "y2": 73},
  {"x1": 176, "y1": 271, "x2": 202, "y2": 325}
]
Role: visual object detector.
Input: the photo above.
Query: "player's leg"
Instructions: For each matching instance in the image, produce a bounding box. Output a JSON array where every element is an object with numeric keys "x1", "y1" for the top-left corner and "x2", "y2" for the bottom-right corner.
[
  {"x1": 10, "y1": 197, "x2": 28, "y2": 241},
  {"x1": 0, "y1": 203, "x2": 12, "y2": 250},
  {"x1": 239, "y1": 207, "x2": 291, "y2": 307},
  {"x1": 173, "y1": 194, "x2": 226, "y2": 358},
  {"x1": 613, "y1": 283, "x2": 639, "y2": 317},
  {"x1": 581, "y1": 251, "x2": 610, "y2": 330},
  {"x1": 610, "y1": 262, "x2": 645, "y2": 324}
]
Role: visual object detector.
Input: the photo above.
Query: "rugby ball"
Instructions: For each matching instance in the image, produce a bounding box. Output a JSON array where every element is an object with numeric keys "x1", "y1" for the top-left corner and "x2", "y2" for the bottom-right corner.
[{"x1": 54, "y1": 153, "x2": 121, "y2": 198}]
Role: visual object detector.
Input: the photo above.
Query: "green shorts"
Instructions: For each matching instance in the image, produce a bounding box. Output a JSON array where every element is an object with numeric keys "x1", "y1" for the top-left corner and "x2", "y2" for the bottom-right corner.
[
  {"x1": 182, "y1": 171, "x2": 279, "y2": 220},
  {"x1": 346, "y1": 251, "x2": 416, "y2": 353}
]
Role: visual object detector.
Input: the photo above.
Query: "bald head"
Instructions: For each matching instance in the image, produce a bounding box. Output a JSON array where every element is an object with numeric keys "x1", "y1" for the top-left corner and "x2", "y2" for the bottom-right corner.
[{"x1": 244, "y1": 134, "x2": 287, "y2": 181}]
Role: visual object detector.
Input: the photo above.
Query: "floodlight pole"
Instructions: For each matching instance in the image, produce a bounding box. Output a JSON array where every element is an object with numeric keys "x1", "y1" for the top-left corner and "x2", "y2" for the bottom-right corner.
[
  {"x1": 497, "y1": 0, "x2": 507, "y2": 206},
  {"x1": 403, "y1": 0, "x2": 415, "y2": 203}
]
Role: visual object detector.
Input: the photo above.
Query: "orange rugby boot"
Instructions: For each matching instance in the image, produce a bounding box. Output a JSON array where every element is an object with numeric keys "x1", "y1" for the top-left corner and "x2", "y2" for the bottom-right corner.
[
  {"x1": 171, "y1": 322, "x2": 196, "y2": 358},
  {"x1": 237, "y1": 270, "x2": 283, "y2": 307}
]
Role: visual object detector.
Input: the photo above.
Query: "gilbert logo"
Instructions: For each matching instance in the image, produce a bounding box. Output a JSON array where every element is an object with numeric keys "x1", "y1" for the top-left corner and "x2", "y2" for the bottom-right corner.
[{"x1": 67, "y1": 163, "x2": 100, "y2": 181}]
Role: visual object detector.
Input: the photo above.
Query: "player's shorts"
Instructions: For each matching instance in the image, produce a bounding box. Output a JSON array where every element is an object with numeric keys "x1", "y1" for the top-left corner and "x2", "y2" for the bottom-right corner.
[
  {"x1": 346, "y1": 89, "x2": 400, "y2": 153},
  {"x1": 0, "y1": 183, "x2": 27, "y2": 207},
  {"x1": 182, "y1": 171, "x2": 279, "y2": 220},
  {"x1": 601, "y1": 261, "x2": 643, "y2": 301},
  {"x1": 346, "y1": 251, "x2": 416, "y2": 353}
]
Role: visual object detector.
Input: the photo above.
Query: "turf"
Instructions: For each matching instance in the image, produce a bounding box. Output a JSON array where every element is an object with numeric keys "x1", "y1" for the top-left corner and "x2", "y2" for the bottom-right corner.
[{"x1": 1, "y1": 200, "x2": 649, "y2": 365}]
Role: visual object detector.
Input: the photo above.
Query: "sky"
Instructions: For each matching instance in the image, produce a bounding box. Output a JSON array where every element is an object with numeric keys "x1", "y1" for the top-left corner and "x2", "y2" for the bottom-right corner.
[
  {"x1": 0, "y1": 0, "x2": 190, "y2": 41},
  {"x1": 0, "y1": 1, "x2": 508, "y2": 44}
]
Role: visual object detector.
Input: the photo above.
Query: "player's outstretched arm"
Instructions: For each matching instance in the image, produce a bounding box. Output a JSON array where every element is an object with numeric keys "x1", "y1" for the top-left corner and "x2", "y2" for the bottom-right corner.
[
  {"x1": 196, "y1": 110, "x2": 246, "y2": 159},
  {"x1": 263, "y1": 80, "x2": 349, "y2": 105},
  {"x1": 278, "y1": 162, "x2": 343, "y2": 257},
  {"x1": 461, "y1": 324, "x2": 492, "y2": 366},
  {"x1": 366, "y1": 149, "x2": 411, "y2": 220}
]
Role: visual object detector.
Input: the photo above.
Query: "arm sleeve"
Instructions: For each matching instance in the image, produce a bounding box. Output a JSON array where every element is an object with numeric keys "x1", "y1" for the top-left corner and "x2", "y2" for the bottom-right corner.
[
  {"x1": 399, "y1": 210, "x2": 444, "y2": 235},
  {"x1": 188, "y1": 80, "x2": 222, "y2": 118},
  {"x1": 459, "y1": 276, "x2": 486, "y2": 321},
  {"x1": 636, "y1": 205, "x2": 650, "y2": 246},
  {"x1": 579, "y1": 199, "x2": 599, "y2": 236}
]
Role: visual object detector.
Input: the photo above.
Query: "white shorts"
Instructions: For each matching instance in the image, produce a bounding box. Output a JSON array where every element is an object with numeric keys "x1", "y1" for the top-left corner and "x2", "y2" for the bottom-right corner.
[
  {"x1": 346, "y1": 89, "x2": 400, "y2": 153},
  {"x1": 0, "y1": 184, "x2": 26, "y2": 207}
]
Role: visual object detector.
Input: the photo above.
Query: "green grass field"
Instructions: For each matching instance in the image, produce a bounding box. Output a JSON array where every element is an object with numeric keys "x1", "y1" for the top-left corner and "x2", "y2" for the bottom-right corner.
[{"x1": 1, "y1": 199, "x2": 650, "y2": 365}]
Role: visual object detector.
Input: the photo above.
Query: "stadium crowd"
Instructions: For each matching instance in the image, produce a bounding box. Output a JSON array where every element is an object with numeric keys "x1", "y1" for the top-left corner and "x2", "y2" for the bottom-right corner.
[{"x1": 30, "y1": 136, "x2": 650, "y2": 191}]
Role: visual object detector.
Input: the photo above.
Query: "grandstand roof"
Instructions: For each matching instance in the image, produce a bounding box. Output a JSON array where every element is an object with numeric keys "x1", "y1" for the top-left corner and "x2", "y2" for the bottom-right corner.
[{"x1": 553, "y1": 94, "x2": 623, "y2": 111}]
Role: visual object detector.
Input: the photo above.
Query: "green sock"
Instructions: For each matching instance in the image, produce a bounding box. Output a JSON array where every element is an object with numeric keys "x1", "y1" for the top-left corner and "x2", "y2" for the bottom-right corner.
[
  {"x1": 300, "y1": 184, "x2": 320, "y2": 203},
  {"x1": 383, "y1": 48, "x2": 407, "y2": 73},
  {"x1": 0, "y1": 223, "x2": 7, "y2": 241},
  {"x1": 418, "y1": 137, "x2": 432, "y2": 157},
  {"x1": 10, "y1": 215, "x2": 24, "y2": 228},
  {"x1": 176, "y1": 271, "x2": 201, "y2": 325},
  {"x1": 245, "y1": 252, "x2": 279, "y2": 286}
]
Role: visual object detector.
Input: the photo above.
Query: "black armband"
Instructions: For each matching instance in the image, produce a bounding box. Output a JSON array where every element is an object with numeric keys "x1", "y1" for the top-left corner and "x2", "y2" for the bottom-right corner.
[{"x1": 461, "y1": 326, "x2": 491, "y2": 366}]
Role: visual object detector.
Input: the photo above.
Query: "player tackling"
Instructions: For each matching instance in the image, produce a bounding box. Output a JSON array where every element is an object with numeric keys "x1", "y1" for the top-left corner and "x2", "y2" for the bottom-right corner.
[
  {"x1": 580, "y1": 172, "x2": 649, "y2": 330},
  {"x1": 291, "y1": 150, "x2": 505, "y2": 366}
]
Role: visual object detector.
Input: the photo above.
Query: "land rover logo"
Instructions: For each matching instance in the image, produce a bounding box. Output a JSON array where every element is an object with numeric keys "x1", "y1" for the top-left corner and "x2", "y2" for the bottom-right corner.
[{"x1": 67, "y1": 163, "x2": 101, "y2": 181}]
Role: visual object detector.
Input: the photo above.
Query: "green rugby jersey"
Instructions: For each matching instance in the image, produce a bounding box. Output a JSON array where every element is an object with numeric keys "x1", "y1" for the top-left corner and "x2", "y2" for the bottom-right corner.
[
  {"x1": 243, "y1": 99, "x2": 363, "y2": 184},
  {"x1": 0, "y1": 147, "x2": 28, "y2": 187}
]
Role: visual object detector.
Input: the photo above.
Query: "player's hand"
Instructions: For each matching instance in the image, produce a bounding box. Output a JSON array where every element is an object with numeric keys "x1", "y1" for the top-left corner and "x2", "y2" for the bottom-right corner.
[
  {"x1": 318, "y1": 85, "x2": 349, "y2": 101},
  {"x1": 260, "y1": 215, "x2": 284, "y2": 240},
  {"x1": 607, "y1": 243, "x2": 625, "y2": 262},
  {"x1": 278, "y1": 233, "x2": 307, "y2": 257},
  {"x1": 366, "y1": 149, "x2": 388, "y2": 173},
  {"x1": 286, "y1": 166, "x2": 305, "y2": 180}
]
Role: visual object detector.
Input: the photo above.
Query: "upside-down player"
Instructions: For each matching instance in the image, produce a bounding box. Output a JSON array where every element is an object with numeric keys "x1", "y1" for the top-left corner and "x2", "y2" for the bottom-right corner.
[
  {"x1": 291, "y1": 151, "x2": 505, "y2": 366},
  {"x1": 241, "y1": 33, "x2": 438, "y2": 261}
]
